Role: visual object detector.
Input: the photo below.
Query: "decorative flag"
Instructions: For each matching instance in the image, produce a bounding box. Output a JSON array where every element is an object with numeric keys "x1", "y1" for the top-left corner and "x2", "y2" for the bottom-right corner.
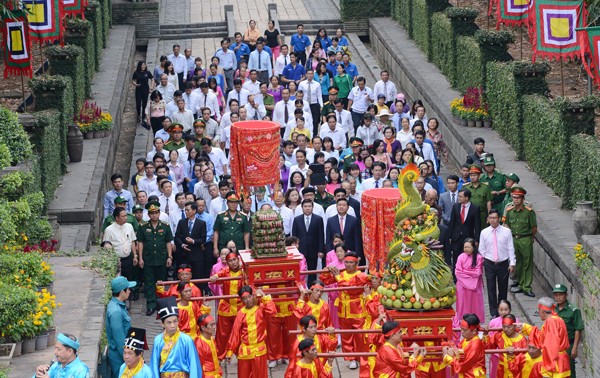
[
  {"x1": 577, "y1": 26, "x2": 600, "y2": 88},
  {"x1": 62, "y1": 0, "x2": 89, "y2": 18},
  {"x1": 527, "y1": 0, "x2": 588, "y2": 62},
  {"x1": 496, "y1": 0, "x2": 531, "y2": 28},
  {"x1": 2, "y1": 9, "x2": 33, "y2": 78},
  {"x1": 23, "y1": 0, "x2": 64, "y2": 44}
]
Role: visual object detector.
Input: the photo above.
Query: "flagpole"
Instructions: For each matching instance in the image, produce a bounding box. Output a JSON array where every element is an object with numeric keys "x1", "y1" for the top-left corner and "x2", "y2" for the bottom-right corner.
[
  {"x1": 519, "y1": 26, "x2": 523, "y2": 60},
  {"x1": 560, "y1": 59, "x2": 565, "y2": 96},
  {"x1": 21, "y1": 74, "x2": 26, "y2": 112}
]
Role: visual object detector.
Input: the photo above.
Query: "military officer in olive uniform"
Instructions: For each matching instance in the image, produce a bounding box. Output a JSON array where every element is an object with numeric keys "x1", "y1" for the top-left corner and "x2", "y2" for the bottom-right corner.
[
  {"x1": 479, "y1": 154, "x2": 507, "y2": 212},
  {"x1": 213, "y1": 191, "x2": 250, "y2": 256},
  {"x1": 102, "y1": 197, "x2": 140, "y2": 232},
  {"x1": 342, "y1": 137, "x2": 364, "y2": 174},
  {"x1": 500, "y1": 173, "x2": 520, "y2": 217},
  {"x1": 553, "y1": 283, "x2": 585, "y2": 377},
  {"x1": 137, "y1": 201, "x2": 174, "y2": 316},
  {"x1": 504, "y1": 186, "x2": 537, "y2": 298},
  {"x1": 163, "y1": 123, "x2": 186, "y2": 152},
  {"x1": 462, "y1": 164, "x2": 492, "y2": 229},
  {"x1": 320, "y1": 86, "x2": 339, "y2": 124}
]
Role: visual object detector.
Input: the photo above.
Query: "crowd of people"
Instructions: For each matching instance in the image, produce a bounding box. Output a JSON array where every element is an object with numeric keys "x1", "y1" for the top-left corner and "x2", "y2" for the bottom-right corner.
[{"x1": 35, "y1": 22, "x2": 584, "y2": 378}]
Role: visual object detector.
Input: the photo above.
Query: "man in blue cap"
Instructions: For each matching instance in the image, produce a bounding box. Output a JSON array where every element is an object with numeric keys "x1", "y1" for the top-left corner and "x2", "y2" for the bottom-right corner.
[
  {"x1": 106, "y1": 276, "x2": 136, "y2": 378},
  {"x1": 33, "y1": 333, "x2": 89, "y2": 377}
]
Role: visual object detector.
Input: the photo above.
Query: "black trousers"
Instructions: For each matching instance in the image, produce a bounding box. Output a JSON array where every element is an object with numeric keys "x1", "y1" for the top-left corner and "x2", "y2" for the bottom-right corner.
[
  {"x1": 150, "y1": 116, "x2": 165, "y2": 135},
  {"x1": 177, "y1": 72, "x2": 185, "y2": 90},
  {"x1": 135, "y1": 90, "x2": 149, "y2": 119},
  {"x1": 309, "y1": 103, "x2": 321, "y2": 135},
  {"x1": 119, "y1": 253, "x2": 138, "y2": 293},
  {"x1": 296, "y1": 51, "x2": 307, "y2": 66},
  {"x1": 484, "y1": 258, "x2": 510, "y2": 317},
  {"x1": 450, "y1": 240, "x2": 465, "y2": 279}
]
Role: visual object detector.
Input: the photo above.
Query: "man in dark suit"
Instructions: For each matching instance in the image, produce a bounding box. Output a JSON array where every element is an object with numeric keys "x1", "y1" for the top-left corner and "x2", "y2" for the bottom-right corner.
[
  {"x1": 439, "y1": 175, "x2": 460, "y2": 225},
  {"x1": 292, "y1": 199, "x2": 325, "y2": 283},
  {"x1": 326, "y1": 198, "x2": 363, "y2": 262},
  {"x1": 338, "y1": 185, "x2": 361, "y2": 222},
  {"x1": 174, "y1": 202, "x2": 208, "y2": 292},
  {"x1": 448, "y1": 189, "x2": 481, "y2": 275}
]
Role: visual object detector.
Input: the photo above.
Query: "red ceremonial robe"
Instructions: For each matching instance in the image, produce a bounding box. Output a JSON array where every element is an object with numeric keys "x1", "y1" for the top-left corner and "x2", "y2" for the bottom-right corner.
[
  {"x1": 441, "y1": 336, "x2": 486, "y2": 377},
  {"x1": 372, "y1": 341, "x2": 422, "y2": 377},
  {"x1": 284, "y1": 358, "x2": 333, "y2": 378}
]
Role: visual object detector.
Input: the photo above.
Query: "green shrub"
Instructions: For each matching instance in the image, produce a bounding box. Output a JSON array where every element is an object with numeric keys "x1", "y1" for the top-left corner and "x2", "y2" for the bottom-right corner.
[
  {"x1": 64, "y1": 17, "x2": 95, "y2": 97},
  {"x1": 23, "y1": 192, "x2": 46, "y2": 217},
  {"x1": 98, "y1": 0, "x2": 110, "y2": 46},
  {"x1": 431, "y1": 12, "x2": 454, "y2": 82},
  {"x1": 446, "y1": 7, "x2": 479, "y2": 37},
  {"x1": 0, "y1": 202, "x2": 16, "y2": 245},
  {"x1": 486, "y1": 62, "x2": 524, "y2": 158},
  {"x1": 0, "y1": 171, "x2": 34, "y2": 201},
  {"x1": 85, "y1": 1, "x2": 103, "y2": 70},
  {"x1": 412, "y1": 0, "x2": 430, "y2": 57},
  {"x1": 397, "y1": 0, "x2": 413, "y2": 36},
  {"x1": 30, "y1": 110, "x2": 62, "y2": 204},
  {"x1": 0, "y1": 106, "x2": 33, "y2": 165},
  {"x1": 0, "y1": 282, "x2": 37, "y2": 342},
  {"x1": 45, "y1": 45, "x2": 85, "y2": 115},
  {"x1": 82, "y1": 247, "x2": 119, "y2": 304},
  {"x1": 29, "y1": 75, "x2": 74, "y2": 174},
  {"x1": 523, "y1": 95, "x2": 571, "y2": 203},
  {"x1": 570, "y1": 134, "x2": 600, "y2": 209},
  {"x1": 455, "y1": 36, "x2": 482, "y2": 92},
  {"x1": 0, "y1": 144, "x2": 10, "y2": 170},
  {"x1": 554, "y1": 96, "x2": 600, "y2": 136},
  {"x1": 340, "y1": 0, "x2": 391, "y2": 19}
]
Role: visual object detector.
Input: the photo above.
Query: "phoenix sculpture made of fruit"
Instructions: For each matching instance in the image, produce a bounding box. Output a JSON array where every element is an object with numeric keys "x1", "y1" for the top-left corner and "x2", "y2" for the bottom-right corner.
[{"x1": 379, "y1": 163, "x2": 456, "y2": 310}]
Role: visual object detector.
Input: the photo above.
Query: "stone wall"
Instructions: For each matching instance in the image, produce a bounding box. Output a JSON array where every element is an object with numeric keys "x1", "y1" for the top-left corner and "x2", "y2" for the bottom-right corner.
[
  {"x1": 579, "y1": 235, "x2": 600, "y2": 376},
  {"x1": 112, "y1": 0, "x2": 159, "y2": 45}
]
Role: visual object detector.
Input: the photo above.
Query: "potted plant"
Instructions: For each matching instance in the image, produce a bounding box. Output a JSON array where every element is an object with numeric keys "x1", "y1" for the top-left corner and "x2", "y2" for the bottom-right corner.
[
  {"x1": 97, "y1": 111, "x2": 113, "y2": 137},
  {"x1": 75, "y1": 100, "x2": 102, "y2": 139}
]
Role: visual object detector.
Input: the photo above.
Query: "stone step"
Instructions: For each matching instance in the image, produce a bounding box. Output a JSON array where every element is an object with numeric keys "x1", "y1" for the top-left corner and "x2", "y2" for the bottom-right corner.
[{"x1": 159, "y1": 22, "x2": 228, "y2": 40}]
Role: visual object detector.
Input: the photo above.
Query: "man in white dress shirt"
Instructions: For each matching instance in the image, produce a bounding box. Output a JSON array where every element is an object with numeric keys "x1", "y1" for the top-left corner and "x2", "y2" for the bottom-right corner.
[
  {"x1": 171, "y1": 99, "x2": 194, "y2": 133},
  {"x1": 168, "y1": 193, "x2": 188, "y2": 234},
  {"x1": 242, "y1": 70, "x2": 262, "y2": 96},
  {"x1": 168, "y1": 44, "x2": 187, "y2": 89},
  {"x1": 347, "y1": 76, "x2": 374, "y2": 132},
  {"x1": 331, "y1": 99, "x2": 354, "y2": 138},
  {"x1": 165, "y1": 90, "x2": 182, "y2": 119},
  {"x1": 220, "y1": 99, "x2": 239, "y2": 129},
  {"x1": 479, "y1": 209, "x2": 516, "y2": 318},
  {"x1": 274, "y1": 44, "x2": 290, "y2": 77},
  {"x1": 156, "y1": 74, "x2": 176, "y2": 104},
  {"x1": 209, "y1": 181, "x2": 231, "y2": 216},
  {"x1": 319, "y1": 114, "x2": 346, "y2": 150},
  {"x1": 355, "y1": 114, "x2": 379, "y2": 148},
  {"x1": 372, "y1": 70, "x2": 398, "y2": 108},
  {"x1": 195, "y1": 82, "x2": 220, "y2": 121},
  {"x1": 158, "y1": 181, "x2": 179, "y2": 215},
  {"x1": 182, "y1": 82, "x2": 200, "y2": 116},
  {"x1": 298, "y1": 69, "x2": 323, "y2": 134},
  {"x1": 272, "y1": 88, "x2": 296, "y2": 138},
  {"x1": 413, "y1": 130, "x2": 437, "y2": 171},
  {"x1": 272, "y1": 191, "x2": 294, "y2": 235},
  {"x1": 244, "y1": 94, "x2": 267, "y2": 120},
  {"x1": 292, "y1": 135, "x2": 315, "y2": 165},
  {"x1": 201, "y1": 138, "x2": 229, "y2": 176},
  {"x1": 138, "y1": 162, "x2": 158, "y2": 196},
  {"x1": 225, "y1": 79, "x2": 250, "y2": 112},
  {"x1": 362, "y1": 162, "x2": 386, "y2": 190},
  {"x1": 247, "y1": 38, "x2": 272, "y2": 85},
  {"x1": 409, "y1": 105, "x2": 428, "y2": 130}
]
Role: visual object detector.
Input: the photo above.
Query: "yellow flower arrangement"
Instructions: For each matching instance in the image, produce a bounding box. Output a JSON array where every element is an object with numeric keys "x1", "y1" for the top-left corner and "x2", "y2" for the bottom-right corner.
[{"x1": 574, "y1": 243, "x2": 589, "y2": 267}]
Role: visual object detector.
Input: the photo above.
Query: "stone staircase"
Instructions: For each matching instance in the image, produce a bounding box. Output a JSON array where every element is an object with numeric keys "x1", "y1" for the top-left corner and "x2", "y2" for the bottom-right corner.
[{"x1": 159, "y1": 22, "x2": 229, "y2": 40}]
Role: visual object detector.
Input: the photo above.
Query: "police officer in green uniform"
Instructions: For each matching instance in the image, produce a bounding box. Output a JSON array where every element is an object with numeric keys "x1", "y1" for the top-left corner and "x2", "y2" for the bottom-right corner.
[
  {"x1": 163, "y1": 123, "x2": 186, "y2": 152},
  {"x1": 479, "y1": 154, "x2": 507, "y2": 212},
  {"x1": 505, "y1": 186, "x2": 537, "y2": 298},
  {"x1": 342, "y1": 137, "x2": 364, "y2": 174},
  {"x1": 314, "y1": 185, "x2": 334, "y2": 210},
  {"x1": 102, "y1": 197, "x2": 140, "y2": 232},
  {"x1": 213, "y1": 191, "x2": 250, "y2": 256},
  {"x1": 462, "y1": 164, "x2": 492, "y2": 228},
  {"x1": 137, "y1": 201, "x2": 174, "y2": 316},
  {"x1": 553, "y1": 283, "x2": 584, "y2": 377},
  {"x1": 320, "y1": 86, "x2": 338, "y2": 124},
  {"x1": 500, "y1": 172, "x2": 520, "y2": 217}
]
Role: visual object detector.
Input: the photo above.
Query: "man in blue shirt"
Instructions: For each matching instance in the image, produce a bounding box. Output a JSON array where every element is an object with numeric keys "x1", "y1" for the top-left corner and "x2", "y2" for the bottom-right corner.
[
  {"x1": 248, "y1": 38, "x2": 273, "y2": 84},
  {"x1": 281, "y1": 52, "x2": 306, "y2": 87},
  {"x1": 214, "y1": 38, "x2": 237, "y2": 92},
  {"x1": 106, "y1": 276, "x2": 136, "y2": 378},
  {"x1": 290, "y1": 23, "x2": 311, "y2": 66},
  {"x1": 230, "y1": 32, "x2": 251, "y2": 65},
  {"x1": 104, "y1": 173, "x2": 134, "y2": 217},
  {"x1": 326, "y1": 51, "x2": 339, "y2": 76},
  {"x1": 341, "y1": 53, "x2": 359, "y2": 83},
  {"x1": 33, "y1": 334, "x2": 90, "y2": 378}
]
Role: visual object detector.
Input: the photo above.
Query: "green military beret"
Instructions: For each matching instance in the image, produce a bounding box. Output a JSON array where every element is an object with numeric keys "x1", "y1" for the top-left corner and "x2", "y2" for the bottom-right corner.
[
  {"x1": 552, "y1": 284, "x2": 567, "y2": 293},
  {"x1": 506, "y1": 173, "x2": 520, "y2": 183},
  {"x1": 114, "y1": 196, "x2": 127, "y2": 204},
  {"x1": 483, "y1": 154, "x2": 496, "y2": 166}
]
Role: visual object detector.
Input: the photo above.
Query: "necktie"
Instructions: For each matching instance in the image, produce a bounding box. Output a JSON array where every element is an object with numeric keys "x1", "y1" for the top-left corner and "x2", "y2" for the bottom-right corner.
[
  {"x1": 492, "y1": 227, "x2": 499, "y2": 262},
  {"x1": 204, "y1": 94, "x2": 207, "y2": 107},
  {"x1": 461, "y1": 204, "x2": 466, "y2": 224},
  {"x1": 237, "y1": 91, "x2": 240, "y2": 103},
  {"x1": 165, "y1": 199, "x2": 170, "y2": 215},
  {"x1": 337, "y1": 111, "x2": 341, "y2": 124},
  {"x1": 188, "y1": 220, "x2": 194, "y2": 233},
  {"x1": 258, "y1": 51, "x2": 262, "y2": 70},
  {"x1": 284, "y1": 56, "x2": 288, "y2": 66},
  {"x1": 418, "y1": 146, "x2": 424, "y2": 158},
  {"x1": 384, "y1": 82, "x2": 387, "y2": 100},
  {"x1": 221, "y1": 199, "x2": 226, "y2": 211},
  {"x1": 253, "y1": 108, "x2": 259, "y2": 120},
  {"x1": 339, "y1": 216, "x2": 344, "y2": 233},
  {"x1": 451, "y1": 193, "x2": 456, "y2": 204},
  {"x1": 305, "y1": 216, "x2": 310, "y2": 231},
  {"x1": 284, "y1": 101, "x2": 289, "y2": 123},
  {"x1": 181, "y1": 209, "x2": 185, "y2": 219},
  {"x1": 307, "y1": 81, "x2": 312, "y2": 103},
  {"x1": 375, "y1": 180, "x2": 379, "y2": 188}
]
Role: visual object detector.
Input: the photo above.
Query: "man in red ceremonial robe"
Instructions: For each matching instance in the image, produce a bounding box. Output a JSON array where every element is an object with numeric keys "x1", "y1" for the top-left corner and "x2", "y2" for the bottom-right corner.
[
  {"x1": 284, "y1": 338, "x2": 333, "y2": 378},
  {"x1": 287, "y1": 315, "x2": 337, "y2": 376},
  {"x1": 267, "y1": 282, "x2": 297, "y2": 368},
  {"x1": 482, "y1": 314, "x2": 528, "y2": 378},
  {"x1": 373, "y1": 320, "x2": 426, "y2": 377},
  {"x1": 209, "y1": 251, "x2": 244, "y2": 359},
  {"x1": 319, "y1": 251, "x2": 370, "y2": 371},
  {"x1": 156, "y1": 264, "x2": 202, "y2": 298},
  {"x1": 195, "y1": 314, "x2": 223, "y2": 377},
  {"x1": 363, "y1": 273, "x2": 384, "y2": 378},
  {"x1": 521, "y1": 297, "x2": 571, "y2": 378},
  {"x1": 441, "y1": 313, "x2": 486, "y2": 377},
  {"x1": 509, "y1": 327, "x2": 544, "y2": 378},
  {"x1": 226, "y1": 285, "x2": 277, "y2": 378},
  {"x1": 176, "y1": 282, "x2": 210, "y2": 339},
  {"x1": 294, "y1": 281, "x2": 335, "y2": 331}
]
